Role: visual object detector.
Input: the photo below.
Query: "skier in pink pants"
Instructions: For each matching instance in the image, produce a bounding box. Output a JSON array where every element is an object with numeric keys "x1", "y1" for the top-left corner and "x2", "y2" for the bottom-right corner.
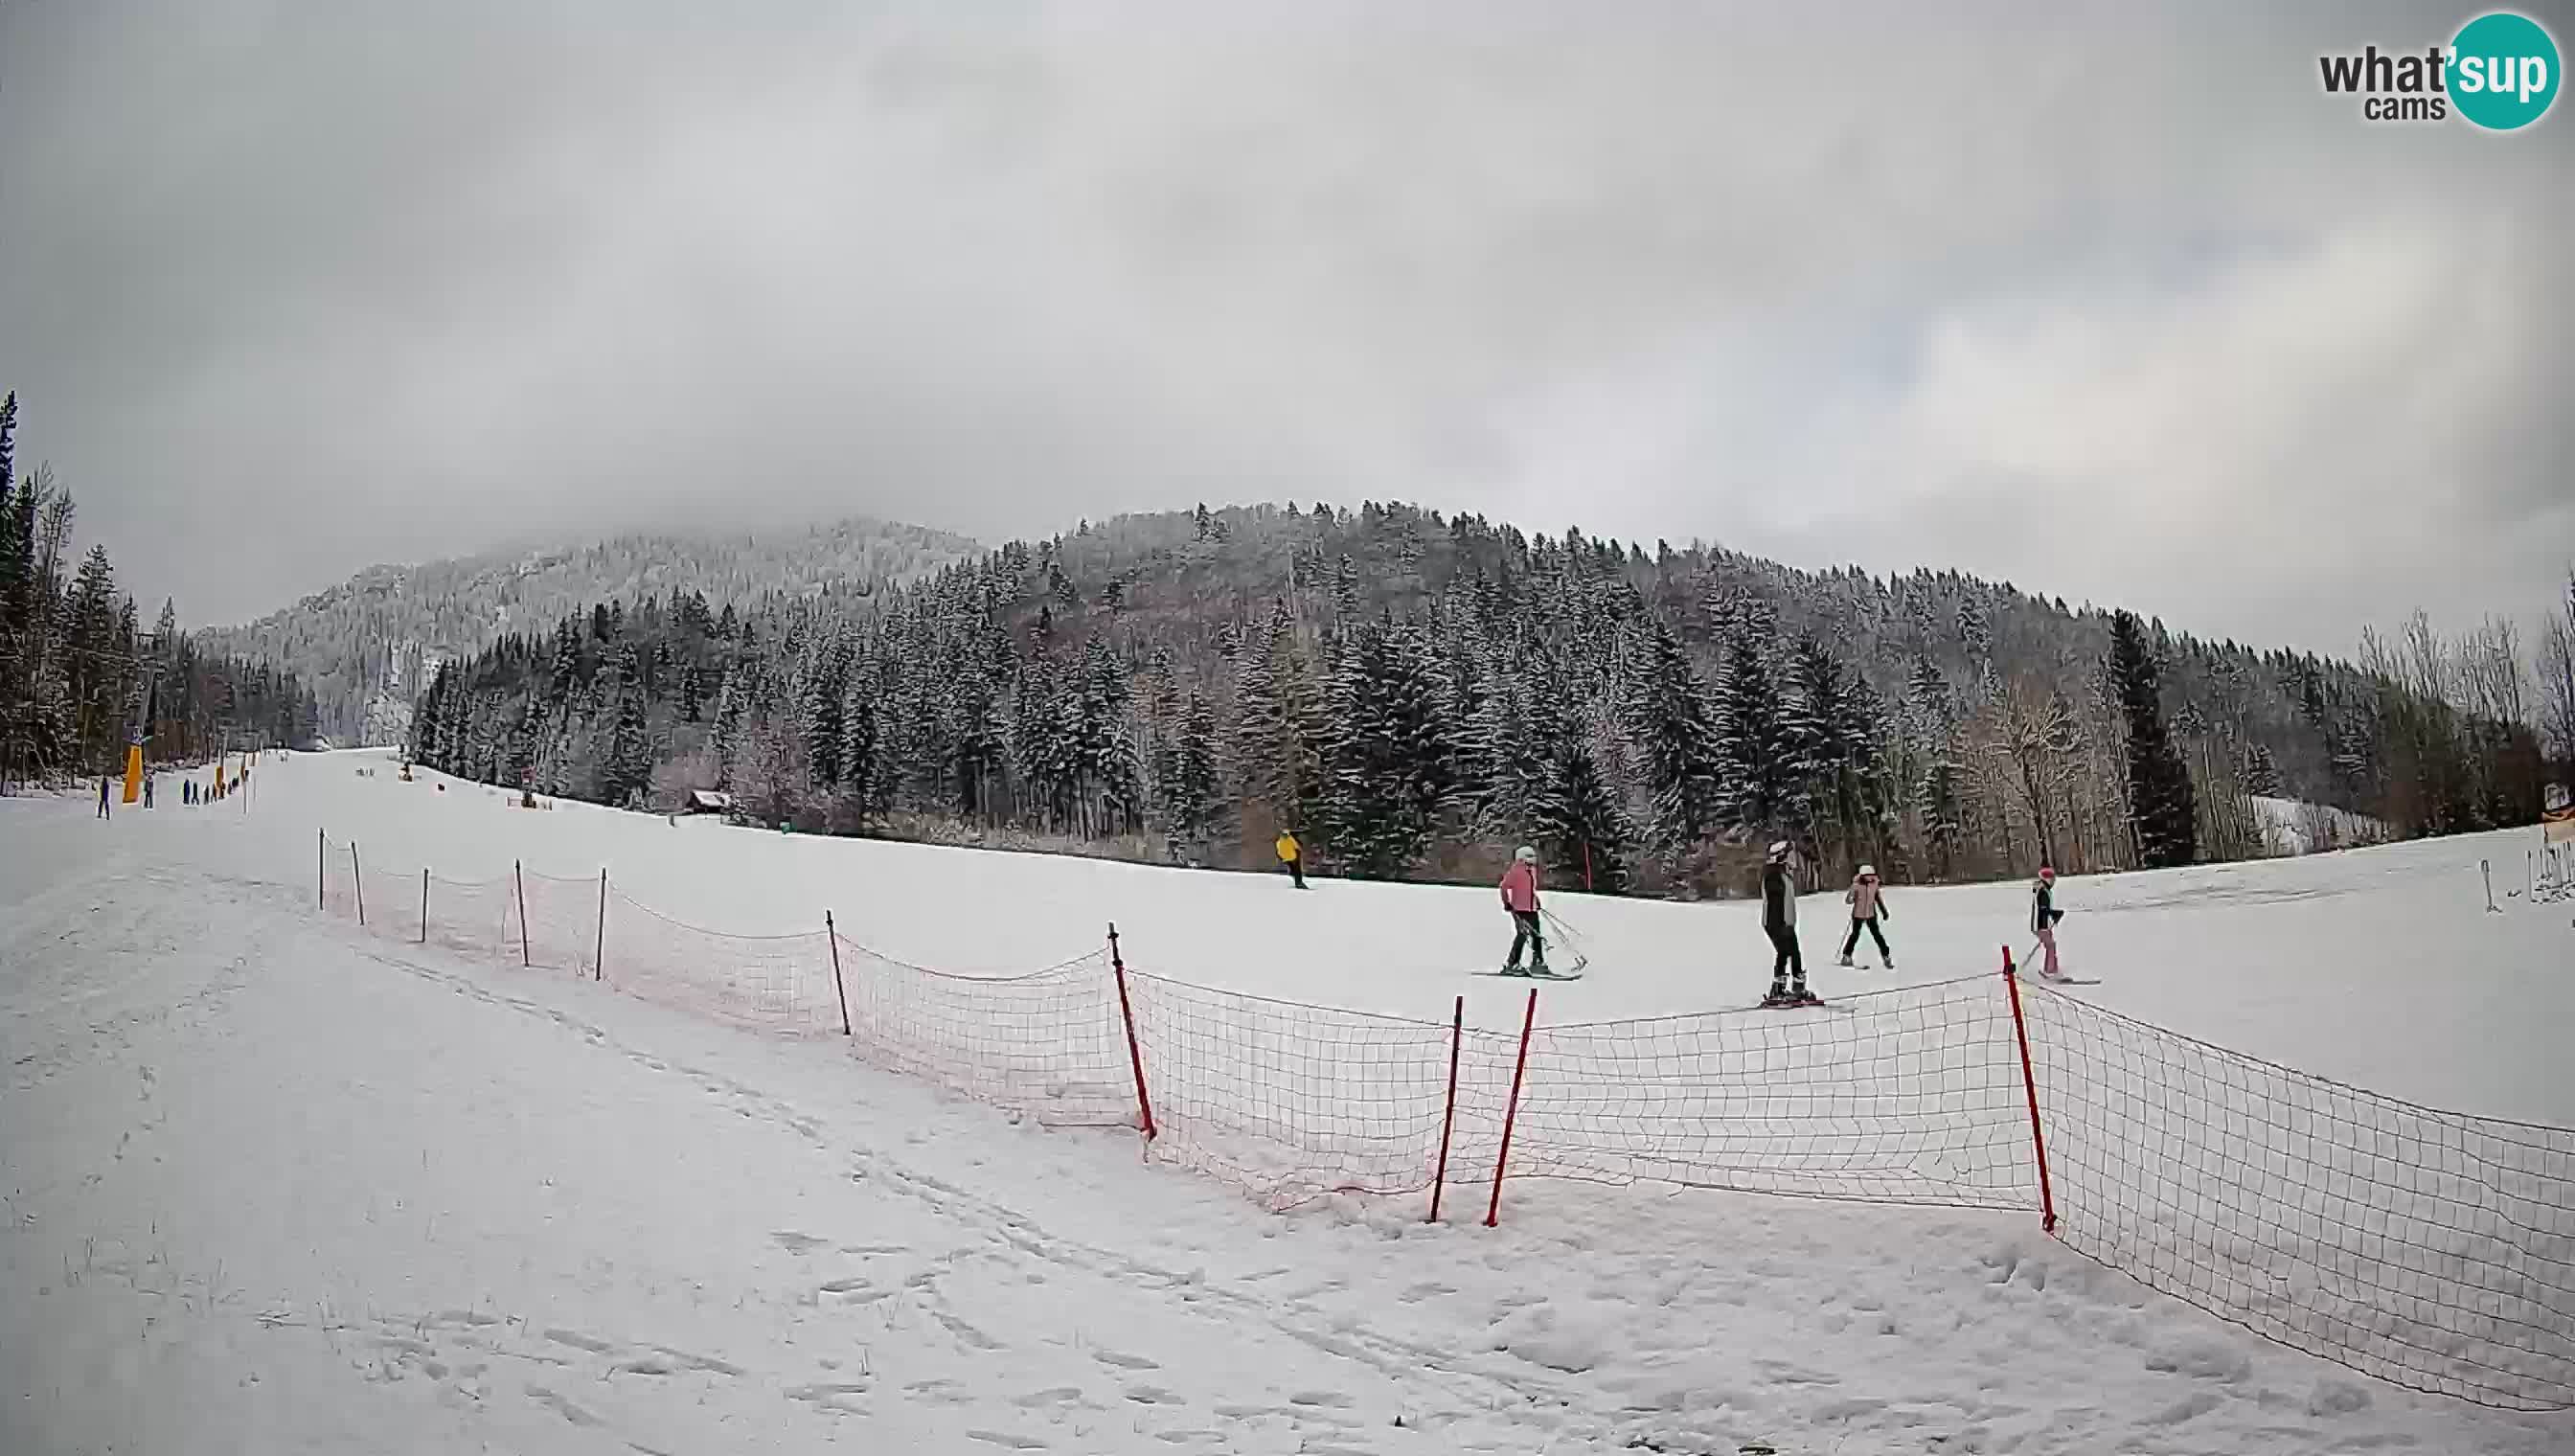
[{"x1": 2030, "y1": 866, "x2": 2065, "y2": 977}]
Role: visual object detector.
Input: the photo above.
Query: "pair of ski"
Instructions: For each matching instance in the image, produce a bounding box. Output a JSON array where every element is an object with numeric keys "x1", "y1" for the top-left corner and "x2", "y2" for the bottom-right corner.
[
  {"x1": 1470, "y1": 965, "x2": 1587, "y2": 982},
  {"x1": 2018, "y1": 944, "x2": 2103, "y2": 986}
]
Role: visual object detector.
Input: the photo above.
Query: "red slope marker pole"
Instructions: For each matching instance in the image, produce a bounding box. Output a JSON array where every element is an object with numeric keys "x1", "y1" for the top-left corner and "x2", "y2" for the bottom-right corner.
[
  {"x1": 1485, "y1": 986, "x2": 1539, "y2": 1228},
  {"x1": 2003, "y1": 945, "x2": 2059, "y2": 1235}
]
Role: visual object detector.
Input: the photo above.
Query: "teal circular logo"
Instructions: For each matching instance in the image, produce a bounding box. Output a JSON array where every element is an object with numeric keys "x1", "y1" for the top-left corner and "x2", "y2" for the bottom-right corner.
[{"x1": 2450, "y1": 11, "x2": 2560, "y2": 130}]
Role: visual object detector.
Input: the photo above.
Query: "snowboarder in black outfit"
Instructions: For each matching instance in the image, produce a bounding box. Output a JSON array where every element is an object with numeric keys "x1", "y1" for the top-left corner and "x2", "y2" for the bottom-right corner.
[{"x1": 1761, "y1": 841, "x2": 1814, "y2": 1006}]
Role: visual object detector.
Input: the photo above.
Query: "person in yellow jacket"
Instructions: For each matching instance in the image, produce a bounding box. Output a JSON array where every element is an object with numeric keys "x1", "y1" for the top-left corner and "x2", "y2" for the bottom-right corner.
[{"x1": 1274, "y1": 830, "x2": 1308, "y2": 890}]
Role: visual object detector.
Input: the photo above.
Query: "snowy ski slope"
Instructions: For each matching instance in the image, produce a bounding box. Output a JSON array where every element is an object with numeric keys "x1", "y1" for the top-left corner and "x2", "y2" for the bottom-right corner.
[
  {"x1": 239, "y1": 749, "x2": 2575, "y2": 1124},
  {"x1": 5, "y1": 747, "x2": 2571, "y2": 1453}
]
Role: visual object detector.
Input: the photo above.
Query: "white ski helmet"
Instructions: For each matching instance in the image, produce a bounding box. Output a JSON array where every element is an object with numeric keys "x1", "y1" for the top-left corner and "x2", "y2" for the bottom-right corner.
[
  {"x1": 1767, "y1": 840, "x2": 1790, "y2": 860},
  {"x1": 1515, "y1": 845, "x2": 1538, "y2": 863},
  {"x1": 1857, "y1": 863, "x2": 1877, "y2": 878}
]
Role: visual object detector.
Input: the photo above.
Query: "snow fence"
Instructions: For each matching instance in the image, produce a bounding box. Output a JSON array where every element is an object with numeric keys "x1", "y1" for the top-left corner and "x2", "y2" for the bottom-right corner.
[{"x1": 314, "y1": 831, "x2": 2575, "y2": 1412}]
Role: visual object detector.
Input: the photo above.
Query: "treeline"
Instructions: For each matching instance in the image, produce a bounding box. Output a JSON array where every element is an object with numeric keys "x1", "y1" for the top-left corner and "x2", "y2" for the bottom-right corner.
[
  {"x1": 0, "y1": 393, "x2": 321, "y2": 789},
  {"x1": 410, "y1": 501, "x2": 2565, "y2": 896},
  {"x1": 198, "y1": 517, "x2": 986, "y2": 743}
]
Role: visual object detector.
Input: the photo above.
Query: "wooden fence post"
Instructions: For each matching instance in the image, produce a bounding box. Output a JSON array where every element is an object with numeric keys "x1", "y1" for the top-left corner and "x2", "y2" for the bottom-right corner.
[
  {"x1": 1428, "y1": 994, "x2": 1463, "y2": 1223},
  {"x1": 1107, "y1": 923, "x2": 1156, "y2": 1141},
  {"x1": 826, "y1": 911, "x2": 853, "y2": 1036},
  {"x1": 514, "y1": 860, "x2": 532, "y2": 968}
]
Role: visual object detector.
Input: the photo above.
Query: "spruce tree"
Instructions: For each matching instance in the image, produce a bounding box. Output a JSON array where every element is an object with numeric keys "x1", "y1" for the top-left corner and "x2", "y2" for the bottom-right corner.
[
  {"x1": 1620, "y1": 622, "x2": 1722, "y2": 856},
  {"x1": 413, "y1": 664, "x2": 448, "y2": 767},
  {"x1": 1527, "y1": 693, "x2": 1629, "y2": 892},
  {"x1": 1317, "y1": 621, "x2": 1449, "y2": 877},
  {"x1": 1165, "y1": 691, "x2": 1221, "y2": 848},
  {"x1": 2108, "y1": 609, "x2": 2197, "y2": 867},
  {"x1": 1713, "y1": 603, "x2": 1791, "y2": 833},
  {"x1": 600, "y1": 646, "x2": 654, "y2": 807},
  {"x1": 838, "y1": 669, "x2": 881, "y2": 821}
]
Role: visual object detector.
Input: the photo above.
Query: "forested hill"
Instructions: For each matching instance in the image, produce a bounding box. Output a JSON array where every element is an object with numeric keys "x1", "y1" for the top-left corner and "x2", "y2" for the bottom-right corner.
[
  {"x1": 1, "y1": 392, "x2": 321, "y2": 786},
  {"x1": 200, "y1": 517, "x2": 984, "y2": 743},
  {"x1": 409, "y1": 500, "x2": 2553, "y2": 897}
]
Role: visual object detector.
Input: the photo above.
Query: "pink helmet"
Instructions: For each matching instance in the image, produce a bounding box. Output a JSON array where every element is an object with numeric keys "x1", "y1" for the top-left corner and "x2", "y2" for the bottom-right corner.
[{"x1": 2038, "y1": 866, "x2": 2056, "y2": 882}]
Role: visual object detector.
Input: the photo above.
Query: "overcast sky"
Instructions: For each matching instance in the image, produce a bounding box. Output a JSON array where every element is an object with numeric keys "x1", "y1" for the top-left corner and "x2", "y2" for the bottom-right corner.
[{"x1": 2, "y1": 2, "x2": 2567, "y2": 650}]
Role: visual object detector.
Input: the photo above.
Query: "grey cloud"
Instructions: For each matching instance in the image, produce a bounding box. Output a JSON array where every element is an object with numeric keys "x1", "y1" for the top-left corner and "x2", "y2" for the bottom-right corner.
[{"x1": 0, "y1": 0, "x2": 2566, "y2": 652}]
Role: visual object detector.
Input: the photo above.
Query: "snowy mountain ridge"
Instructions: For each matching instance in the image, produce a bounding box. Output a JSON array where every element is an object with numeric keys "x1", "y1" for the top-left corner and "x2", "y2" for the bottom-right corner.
[{"x1": 198, "y1": 517, "x2": 983, "y2": 742}]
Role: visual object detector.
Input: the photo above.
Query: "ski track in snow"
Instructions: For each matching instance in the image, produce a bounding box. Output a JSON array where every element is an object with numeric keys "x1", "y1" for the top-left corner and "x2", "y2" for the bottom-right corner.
[{"x1": 4, "y1": 759, "x2": 2572, "y2": 1453}]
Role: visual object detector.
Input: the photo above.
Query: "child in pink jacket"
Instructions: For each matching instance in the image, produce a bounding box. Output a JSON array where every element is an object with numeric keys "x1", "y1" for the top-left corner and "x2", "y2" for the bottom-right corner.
[
  {"x1": 1499, "y1": 846, "x2": 1547, "y2": 976},
  {"x1": 1837, "y1": 864, "x2": 1893, "y2": 968}
]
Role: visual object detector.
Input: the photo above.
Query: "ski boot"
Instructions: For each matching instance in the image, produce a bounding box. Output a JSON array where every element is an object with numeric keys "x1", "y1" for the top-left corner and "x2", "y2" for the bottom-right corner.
[
  {"x1": 1792, "y1": 980, "x2": 1822, "y2": 1006},
  {"x1": 1761, "y1": 979, "x2": 1796, "y2": 1008},
  {"x1": 1882, "y1": 956, "x2": 1895, "y2": 970},
  {"x1": 1500, "y1": 964, "x2": 1532, "y2": 978},
  {"x1": 1835, "y1": 952, "x2": 1855, "y2": 968}
]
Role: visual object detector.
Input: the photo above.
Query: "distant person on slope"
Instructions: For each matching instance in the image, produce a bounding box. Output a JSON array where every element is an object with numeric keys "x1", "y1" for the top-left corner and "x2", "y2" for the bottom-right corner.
[
  {"x1": 97, "y1": 775, "x2": 111, "y2": 820},
  {"x1": 143, "y1": 775, "x2": 154, "y2": 809},
  {"x1": 1837, "y1": 864, "x2": 1892, "y2": 968},
  {"x1": 2031, "y1": 867, "x2": 2065, "y2": 978},
  {"x1": 1762, "y1": 841, "x2": 1813, "y2": 1006},
  {"x1": 1275, "y1": 830, "x2": 1308, "y2": 890},
  {"x1": 1498, "y1": 845, "x2": 1548, "y2": 976}
]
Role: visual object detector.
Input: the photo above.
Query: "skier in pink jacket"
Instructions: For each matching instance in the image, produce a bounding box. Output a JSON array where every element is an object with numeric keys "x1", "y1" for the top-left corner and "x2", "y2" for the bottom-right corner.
[
  {"x1": 1498, "y1": 846, "x2": 1548, "y2": 976},
  {"x1": 1837, "y1": 864, "x2": 1893, "y2": 968}
]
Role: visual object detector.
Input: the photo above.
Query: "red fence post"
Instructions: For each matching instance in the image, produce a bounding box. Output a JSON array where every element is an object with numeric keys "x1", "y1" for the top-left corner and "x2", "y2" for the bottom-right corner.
[
  {"x1": 1428, "y1": 994, "x2": 1463, "y2": 1223},
  {"x1": 352, "y1": 843, "x2": 366, "y2": 927},
  {"x1": 826, "y1": 911, "x2": 853, "y2": 1036},
  {"x1": 420, "y1": 867, "x2": 429, "y2": 944},
  {"x1": 594, "y1": 869, "x2": 607, "y2": 982},
  {"x1": 2003, "y1": 946, "x2": 2059, "y2": 1235},
  {"x1": 514, "y1": 859, "x2": 532, "y2": 968},
  {"x1": 1107, "y1": 923, "x2": 1156, "y2": 1141},
  {"x1": 1485, "y1": 986, "x2": 1539, "y2": 1228}
]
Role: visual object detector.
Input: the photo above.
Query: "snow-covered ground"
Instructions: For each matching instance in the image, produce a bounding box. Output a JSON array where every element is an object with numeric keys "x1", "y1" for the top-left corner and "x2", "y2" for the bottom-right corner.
[{"x1": 6, "y1": 748, "x2": 2572, "y2": 1453}]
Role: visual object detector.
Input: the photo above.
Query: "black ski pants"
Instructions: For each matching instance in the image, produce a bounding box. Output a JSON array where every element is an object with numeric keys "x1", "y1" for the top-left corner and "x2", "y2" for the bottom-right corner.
[
  {"x1": 1506, "y1": 910, "x2": 1546, "y2": 969},
  {"x1": 1840, "y1": 916, "x2": 1890, "y2": 959},
  {"x1": 1282, "y1": 854, "x2": 1306, "y2": 889},
  {"x1": 1766, "y1": 923, "x2": 1802, "y2": 979}
]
